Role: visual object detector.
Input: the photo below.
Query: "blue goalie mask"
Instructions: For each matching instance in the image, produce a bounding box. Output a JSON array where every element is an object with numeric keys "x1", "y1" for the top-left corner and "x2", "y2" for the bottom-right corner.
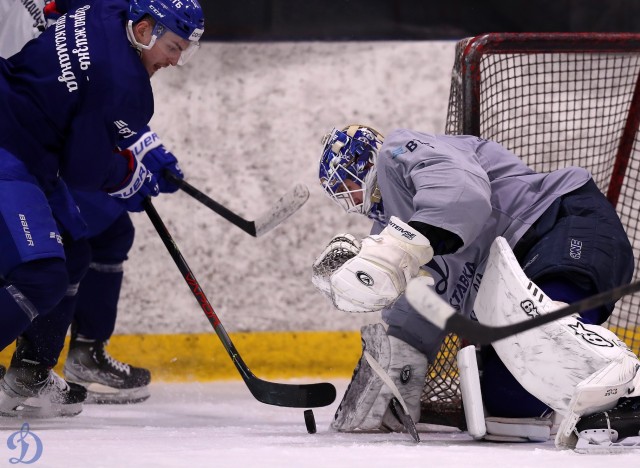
[
  {"x1": 319, "y1": 125, "x2": 384, "y2": 215},
  {"x1": 128, "y1": 0, "x2": 205, "y2": 65}
]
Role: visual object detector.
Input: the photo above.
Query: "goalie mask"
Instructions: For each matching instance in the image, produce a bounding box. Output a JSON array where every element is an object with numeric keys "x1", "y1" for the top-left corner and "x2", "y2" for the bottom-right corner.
[
  {"x1": 128, "y1": 0, "x2": 205, "y2": 65},
  {"x1": 319, "y1": 125, "x2": 384, "y2": 215}
]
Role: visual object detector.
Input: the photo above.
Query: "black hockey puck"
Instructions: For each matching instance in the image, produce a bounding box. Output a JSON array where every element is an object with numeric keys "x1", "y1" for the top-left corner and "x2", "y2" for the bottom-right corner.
[{"x1": 304, "y1": 409, "x2": 317, "y2": 434}]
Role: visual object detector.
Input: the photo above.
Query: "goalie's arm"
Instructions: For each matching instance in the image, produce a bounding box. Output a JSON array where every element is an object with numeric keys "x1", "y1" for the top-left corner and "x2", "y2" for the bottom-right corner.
[{"x1": 408, "y1": 220, "x2": 463, "y2": 256}]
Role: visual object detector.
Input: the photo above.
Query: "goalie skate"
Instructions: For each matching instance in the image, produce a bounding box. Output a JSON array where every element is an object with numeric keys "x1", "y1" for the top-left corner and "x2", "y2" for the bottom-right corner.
[{"x1": 573, "y1": 396, "x2": 640, "y2": 453}]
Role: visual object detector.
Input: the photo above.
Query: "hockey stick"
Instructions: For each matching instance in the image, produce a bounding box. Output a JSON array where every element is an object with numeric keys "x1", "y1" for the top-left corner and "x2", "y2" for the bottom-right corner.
[
  {"x1": 406, "y1": 276, "x2": 640, "y2": 345},
  {"x1": 143, "y1": 198, "x2": 336, "y2": 408},
  {"x1": 164, "y1": 170, "x2": 309, "y2": 237}
]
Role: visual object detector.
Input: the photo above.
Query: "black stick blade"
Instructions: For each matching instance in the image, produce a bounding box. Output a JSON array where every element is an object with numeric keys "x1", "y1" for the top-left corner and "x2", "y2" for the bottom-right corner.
[{"x1": 247, "y1": 378, "x2": 336, "y2": 408}]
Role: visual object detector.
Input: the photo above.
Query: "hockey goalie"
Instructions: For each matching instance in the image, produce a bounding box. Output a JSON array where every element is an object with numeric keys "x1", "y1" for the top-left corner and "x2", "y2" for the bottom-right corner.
[{"x1": 311, "y1": 124, "x2": 640, "y2": 451}]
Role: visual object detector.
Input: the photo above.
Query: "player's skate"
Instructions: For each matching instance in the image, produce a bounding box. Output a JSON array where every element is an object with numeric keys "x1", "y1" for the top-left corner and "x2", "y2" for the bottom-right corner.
[
  {"x1": 0, "y1": 340, "x2": 86, "y2": 418},
  {"x1": 331, "y1": 323, "x2": 428, "y2": 438},
  {"x1": 64, "y1": 336, "x2": 151, "y2": 404},
  {"x1": 0, "y1": 364, "x2": 5, "y2": 380},
  {"x1": 573, "y1": 396, "x2": 640, "y2": 453}
]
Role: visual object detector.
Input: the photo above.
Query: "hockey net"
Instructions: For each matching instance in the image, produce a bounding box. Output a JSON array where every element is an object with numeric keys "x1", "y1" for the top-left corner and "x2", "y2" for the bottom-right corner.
[{"x1": 420, "y1": 32, "x2": 640, "y2": 428}]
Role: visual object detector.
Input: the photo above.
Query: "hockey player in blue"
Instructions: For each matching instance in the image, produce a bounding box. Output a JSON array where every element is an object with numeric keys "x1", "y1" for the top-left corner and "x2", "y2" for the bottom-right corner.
[
  {"x1": 312, "y1": 125, "x2": 639, "y2": 448},
  {"x1": 0, "y1": 0, "x2": 204, "y2": 417},
  {"x1": 63, "y1": 127, "x2": 183, "y2": 405},
  {"x1": 0, "y1": 0, "x2": 193, "y2": 406}
]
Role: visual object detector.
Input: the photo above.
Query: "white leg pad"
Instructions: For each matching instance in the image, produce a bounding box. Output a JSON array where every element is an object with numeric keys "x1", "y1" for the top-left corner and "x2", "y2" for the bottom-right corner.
[
  {"x1": 331, "y1": 323, "x2": 428, "y2": 432},
  {"x1": 474, "y1": 237, "x2": 640, "y2": 420}
]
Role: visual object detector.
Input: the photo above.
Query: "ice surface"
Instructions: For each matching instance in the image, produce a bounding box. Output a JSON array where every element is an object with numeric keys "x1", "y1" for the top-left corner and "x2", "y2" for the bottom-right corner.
[{"x1": 0, "y1": 380, "x2": 637, "y2": 467}]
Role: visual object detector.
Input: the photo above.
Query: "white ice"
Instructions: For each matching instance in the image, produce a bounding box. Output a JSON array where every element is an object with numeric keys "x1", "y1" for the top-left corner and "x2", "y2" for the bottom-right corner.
[{"x1": 0, "y1": 380, "x2": 638, "y2": 468}]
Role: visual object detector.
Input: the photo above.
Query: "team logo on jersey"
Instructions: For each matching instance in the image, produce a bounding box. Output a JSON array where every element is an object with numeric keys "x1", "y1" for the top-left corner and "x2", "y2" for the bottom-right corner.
[
  {"x1": 356, "y1": 271, "x2": 374, "y2": 287},
  {"x1": 114, "y1": 120, "x2": 138, "y2": 139}
]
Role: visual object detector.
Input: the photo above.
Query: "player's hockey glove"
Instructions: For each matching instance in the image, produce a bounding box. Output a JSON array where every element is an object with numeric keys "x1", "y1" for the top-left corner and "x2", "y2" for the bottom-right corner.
[
  {"x1": 329, "y1": 217, "x2": 434, "y2": 313},
  {"x1": 128, "y1": 128, "x2": 183, "y2": 194},
  {"x1": 108, "y1": 148, "x2": 159, "y2": 212}
]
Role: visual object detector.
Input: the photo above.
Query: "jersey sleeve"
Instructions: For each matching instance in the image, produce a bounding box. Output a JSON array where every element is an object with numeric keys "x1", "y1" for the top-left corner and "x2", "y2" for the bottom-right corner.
[
  {"x1": 59, "y1": 107, "x2": 129, "y2": 191},
  {"x1": 60, "y1": 80, "x2": 151, "y2": 192}
]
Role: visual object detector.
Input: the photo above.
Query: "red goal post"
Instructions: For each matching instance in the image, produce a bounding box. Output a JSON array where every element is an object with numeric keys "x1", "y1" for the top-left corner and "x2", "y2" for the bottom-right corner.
[{"x1": 421, "y1": 32, "x2": 640, "y2": 428}]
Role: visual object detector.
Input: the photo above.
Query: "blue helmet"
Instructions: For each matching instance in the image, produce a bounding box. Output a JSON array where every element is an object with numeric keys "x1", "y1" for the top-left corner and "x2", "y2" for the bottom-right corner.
[
  {"x1": 319, "y1": 125, "x2": 384, "y2": 215},
  {"x1": 128, "y1": 0, "x2": 205, "y2": 64}
]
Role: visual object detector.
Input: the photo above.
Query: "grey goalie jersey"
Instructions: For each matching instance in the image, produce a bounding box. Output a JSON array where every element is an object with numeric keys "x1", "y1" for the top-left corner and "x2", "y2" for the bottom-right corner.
[{"x1": 373, "y1": 129, "x2": 590, "y2": 357}]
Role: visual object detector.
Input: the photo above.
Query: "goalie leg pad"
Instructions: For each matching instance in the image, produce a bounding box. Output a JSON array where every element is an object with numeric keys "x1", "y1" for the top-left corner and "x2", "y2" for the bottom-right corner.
[
  {"x1": 331, "y1": 323, "x2": 428, "y2": 432},
  {"x1": 474, "y1": 237, "x2": 640, "y2": 419}
]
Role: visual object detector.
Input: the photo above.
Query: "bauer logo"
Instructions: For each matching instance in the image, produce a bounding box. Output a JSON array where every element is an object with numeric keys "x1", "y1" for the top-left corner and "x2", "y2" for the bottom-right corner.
[
  {"x1": 356, "y1": 271, "x2": 374, "y2": 287},
  {"x1": 18, "y1": 214, "x2": 35, "y2": 247},
  {"x1": 6, "y1": 423, "x2": 43, "y2": 464}
]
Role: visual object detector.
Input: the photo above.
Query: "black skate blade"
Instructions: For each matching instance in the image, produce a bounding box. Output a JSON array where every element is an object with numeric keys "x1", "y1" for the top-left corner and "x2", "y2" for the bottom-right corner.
[{"x1": 389, "y1": 397, "x2": 420, "y2": 443}]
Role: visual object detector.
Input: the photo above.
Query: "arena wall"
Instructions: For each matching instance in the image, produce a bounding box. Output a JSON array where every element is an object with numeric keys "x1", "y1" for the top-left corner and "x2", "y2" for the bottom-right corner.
[{"x1": 2, "y1": 41, "x2": 457, "y2": 380}]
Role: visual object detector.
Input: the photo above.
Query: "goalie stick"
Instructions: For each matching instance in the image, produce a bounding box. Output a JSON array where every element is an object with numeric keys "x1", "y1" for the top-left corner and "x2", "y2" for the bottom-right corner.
[
  {"x1": 406, "y1": 276, "x2": 640, "y2": 345},
  {"x1": 165, "y1": 170, "x2": 309, "y2": 237},
  {"x1": 143, "y1": 198, "x2": 336, "y2": 408}
]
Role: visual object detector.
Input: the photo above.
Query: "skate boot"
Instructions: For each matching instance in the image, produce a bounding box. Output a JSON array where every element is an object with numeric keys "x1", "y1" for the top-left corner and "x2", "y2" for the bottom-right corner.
[
  {"x1": 0, "y1": 364, "x2": 5, "y2": 380},
  {"x1": 0, "y1": 342, "x2": 86, "y2": 418},
  {"x1": 64, "y1": 336, "x2": 151, "y2": 404},
  {"x1": 574, "y1": 396, "x2": 640, "y2": 451}
]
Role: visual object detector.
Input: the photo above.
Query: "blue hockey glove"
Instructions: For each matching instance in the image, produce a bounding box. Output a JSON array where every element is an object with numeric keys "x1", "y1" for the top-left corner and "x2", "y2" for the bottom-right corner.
[
  {"x1": 108, "y1": 149, "x2": 160, "y2": 212},
  {"x1": 128, "y1": 129, "x2": 184, "y2": 193}
]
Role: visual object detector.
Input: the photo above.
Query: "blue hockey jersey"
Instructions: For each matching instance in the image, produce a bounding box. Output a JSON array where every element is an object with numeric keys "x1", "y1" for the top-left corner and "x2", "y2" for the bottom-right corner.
[{"x1": 0, "y1": 0, "x2": 153, "y2": 193}]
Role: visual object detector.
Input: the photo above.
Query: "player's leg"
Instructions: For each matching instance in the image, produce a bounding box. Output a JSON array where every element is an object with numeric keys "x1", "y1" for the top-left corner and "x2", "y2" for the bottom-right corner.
[
  {"x1": 0, "y1": 163, "x2": 87, "y2": 417},
  {"x1": 331, "y1": 296, "x2": 438, "y2": 432},
  {"x1": 64, "y1": 198, "x2": 151, "y2": 404}
]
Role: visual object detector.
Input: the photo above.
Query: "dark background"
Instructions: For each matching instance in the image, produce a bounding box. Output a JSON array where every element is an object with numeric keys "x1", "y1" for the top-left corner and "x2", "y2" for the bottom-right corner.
[{"x1": 199, "y1": 0, "x2": 640, "y2": 41}]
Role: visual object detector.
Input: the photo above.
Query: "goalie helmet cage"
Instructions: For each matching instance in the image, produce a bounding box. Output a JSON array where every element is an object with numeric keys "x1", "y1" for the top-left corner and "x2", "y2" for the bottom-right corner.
[{"x1": 421, "y1": 32, "x2": 640, "y2": 429}]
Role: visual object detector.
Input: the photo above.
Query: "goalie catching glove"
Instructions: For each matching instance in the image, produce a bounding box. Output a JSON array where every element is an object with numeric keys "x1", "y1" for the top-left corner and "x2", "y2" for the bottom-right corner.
[{"x1": 313, "y1": 217, "x2": 434, "y2": 313}]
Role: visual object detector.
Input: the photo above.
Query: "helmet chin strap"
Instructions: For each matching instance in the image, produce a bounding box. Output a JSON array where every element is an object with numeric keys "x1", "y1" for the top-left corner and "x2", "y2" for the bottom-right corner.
[
  {"x1": 361, "y1": 173, "x2": 379, "y2": 215},
  {"x1": 126, "y1": 20, "x2": 158, "y2": 51}
]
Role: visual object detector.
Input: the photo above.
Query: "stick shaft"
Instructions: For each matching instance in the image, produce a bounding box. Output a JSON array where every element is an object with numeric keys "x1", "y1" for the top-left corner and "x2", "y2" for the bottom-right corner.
[{"x1": 142, "y1": 198, "x2": 336, "y2": 407}]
